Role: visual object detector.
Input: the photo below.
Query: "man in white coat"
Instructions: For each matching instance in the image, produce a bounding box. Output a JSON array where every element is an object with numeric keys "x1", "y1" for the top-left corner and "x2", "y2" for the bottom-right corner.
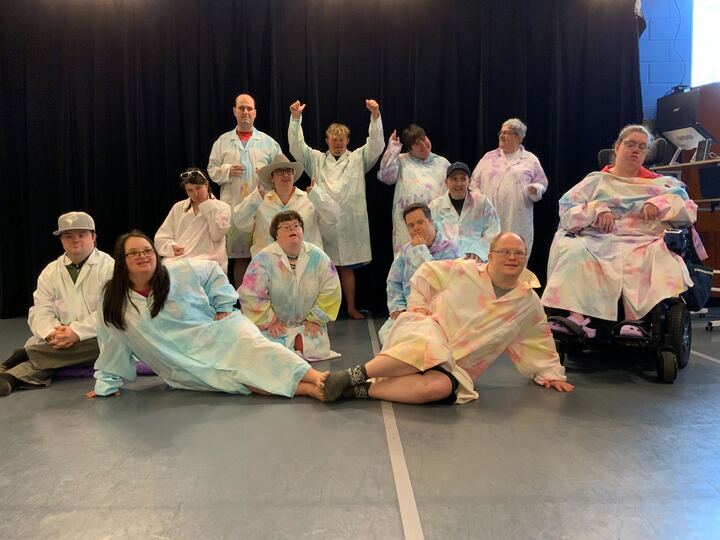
[
  {"x1": 288, "y1": 98, "x2": 384, "y2": 319},
  {"x1": 0, "y1": 212, "x2": 114, "y2": 396},
  {"x1": 208, "y1": 93, "x2": 281, "y2": 285},
  {"x1": 429, "y1": 162, "x2": 501, "y2": 262}
]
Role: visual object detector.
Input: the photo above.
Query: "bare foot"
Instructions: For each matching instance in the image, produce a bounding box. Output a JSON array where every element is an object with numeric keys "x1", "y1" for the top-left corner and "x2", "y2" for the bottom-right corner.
[
  {"x1": 307, "y1": 385, "x2": 324, "y2": 401},
  {"x1": 296, "y1": 382, "x2": 325, "y2": 401},
  {"x1": 318, "y1": 370, "x2": 329, "y2": 388},
  {"x1": 348, "y1": 309, "x2": 366, "y2": 320}
]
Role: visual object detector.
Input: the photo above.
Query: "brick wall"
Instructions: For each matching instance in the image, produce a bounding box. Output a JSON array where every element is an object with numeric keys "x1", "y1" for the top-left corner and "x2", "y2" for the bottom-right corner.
[{"x1": 639, "y1": 0, "x2": 693, "y2": 120}]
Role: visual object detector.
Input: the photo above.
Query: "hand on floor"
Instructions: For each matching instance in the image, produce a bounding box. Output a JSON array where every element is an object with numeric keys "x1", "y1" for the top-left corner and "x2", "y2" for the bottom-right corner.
[{"x1": 542, "y1": 380, "x2": 575, "y2": 392}]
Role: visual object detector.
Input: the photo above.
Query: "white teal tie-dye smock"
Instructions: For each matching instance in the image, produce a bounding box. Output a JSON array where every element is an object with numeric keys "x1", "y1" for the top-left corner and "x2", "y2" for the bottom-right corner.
[
  {"x1": 378, "y1": 231, "x2": 459, "y2": 344},
  {"x1": 382, "y1": 260, "x2": 566, "y2": 404},
  {"x1": 93, "y1": 259, "x2": 311, "y2": 397},
  {"x1": 377, "y1": 137, "x2": 449, "y2": 256},
  {"x1": 471, "y1": 146, "x2": 547, "y2": 257},
  {"x1": 207, "y1": 128, "x2": 282, "y2": 258},
  {"x1": 429, "y1": 190, "x2": 501, "y2": 261},
  {"x1": 232, "y1": 186, "x2": 340, "y2": 258},
  {"x1": 238, "y1": 241, "x2": 341, "y2": 361},
  {"x1": 541, "y1": 168, "x2": 696, "y2": 321},
  {"x1": 288, "y1": 114, "x2": 384, "y2": 266}
]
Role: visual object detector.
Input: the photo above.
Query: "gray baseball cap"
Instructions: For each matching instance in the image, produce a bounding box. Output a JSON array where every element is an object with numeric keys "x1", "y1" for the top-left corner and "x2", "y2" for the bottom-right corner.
[{"x1": 53, "y1": 211, "x2": 96, "y2": 236}]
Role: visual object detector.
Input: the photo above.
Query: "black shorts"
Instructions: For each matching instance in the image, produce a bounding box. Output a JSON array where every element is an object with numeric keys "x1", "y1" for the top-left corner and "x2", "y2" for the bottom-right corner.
[{"x1": 424, "y1": 365, "x2": 459, "y2": 405}]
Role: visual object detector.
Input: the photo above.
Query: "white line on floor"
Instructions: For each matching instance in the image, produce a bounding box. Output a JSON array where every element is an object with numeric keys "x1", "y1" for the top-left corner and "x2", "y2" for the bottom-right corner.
[
  {"x1": 366, "y1": 317, "x2": 425, "y2": 540},
  {"x1": 690, "y1": 349, "x2": 720, "y2": 366}
]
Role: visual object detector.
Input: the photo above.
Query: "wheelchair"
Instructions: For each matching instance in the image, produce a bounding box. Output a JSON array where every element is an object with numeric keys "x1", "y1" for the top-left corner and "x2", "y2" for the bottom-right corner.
[{"x1": 546, "y1": 228, "x2": 701, "y2": 384}]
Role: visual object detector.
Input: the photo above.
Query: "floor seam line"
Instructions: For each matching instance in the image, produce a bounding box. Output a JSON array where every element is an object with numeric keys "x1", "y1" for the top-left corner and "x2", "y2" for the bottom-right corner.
[
  {"x1": 690, "y1": 349, "x2": 720, "y2": 365},
  {"x1": 366, "y1": 316, "x2": 424, "y2": 540}
]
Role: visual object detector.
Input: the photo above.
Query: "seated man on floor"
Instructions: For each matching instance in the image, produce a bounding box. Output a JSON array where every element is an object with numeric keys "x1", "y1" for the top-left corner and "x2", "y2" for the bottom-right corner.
[
  {"x1": 541, "y1": 124, "x2": 698, "y2": 337},
  {"x1": 324, "y1": 232, "x2": 574, "y2": 404},
  {"x1": 0, "y1": 212, "x2": 114, "y2": 397},
  {"x1": 238, "y1": 210, "x2": 342, "y2": 361},
  {"x1": 378, "y1": 202, "x2": 459, "y2": 344},
  {"x1": 429, "y1": 161, "x2": 500, "y2": 261}
]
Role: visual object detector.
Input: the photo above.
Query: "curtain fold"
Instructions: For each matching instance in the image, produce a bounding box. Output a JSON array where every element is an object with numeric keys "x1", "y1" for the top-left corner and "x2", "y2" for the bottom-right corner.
[{"x1": 0, "y1": 0, "x2": 642, "y2": 317}]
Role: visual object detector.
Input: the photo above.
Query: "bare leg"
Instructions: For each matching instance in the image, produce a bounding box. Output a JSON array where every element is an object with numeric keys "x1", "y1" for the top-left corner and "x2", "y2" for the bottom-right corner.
[
  {"x1": 368, "y1": 371, "x2": 453, "y2": 404},
  {"x1": 339, "y1": 267, "x2": 365, "y2": 319},
  {"x1": 293, "y1": 334, "x2": 304, "y2": 355},
  {"x1": 324, "y1": 354, "x2": 420, "y2": 402},
  {"x1": 365, "y1": 354, "x2": 421, "y2": 378},
  {"x1": 233, "y1": 257, "x2": 250, "y2": 288}
]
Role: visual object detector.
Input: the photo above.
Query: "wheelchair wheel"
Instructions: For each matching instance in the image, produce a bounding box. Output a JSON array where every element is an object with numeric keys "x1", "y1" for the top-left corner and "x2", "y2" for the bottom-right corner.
[
  {"x1": 667, "y1": 302, "x2": 691, "y2": 369},
  {"x1": 656, "y1": 350, "x2": 678, "y2": 383}
]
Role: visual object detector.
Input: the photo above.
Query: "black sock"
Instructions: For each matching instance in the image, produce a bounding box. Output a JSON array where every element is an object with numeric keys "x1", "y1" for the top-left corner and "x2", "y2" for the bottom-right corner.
[
  {"x1": 349, "y1": 364, "x2": 368, "y2": 385},
  {"x1": 324, "y1": 364, "x2": 368, "y2": 402},
  {"x1": 341, "y1": 382, "x2": 371, "y2": 400},
  {"x1": 1, "y1": 348, "x2": 29, "y2": 371}
]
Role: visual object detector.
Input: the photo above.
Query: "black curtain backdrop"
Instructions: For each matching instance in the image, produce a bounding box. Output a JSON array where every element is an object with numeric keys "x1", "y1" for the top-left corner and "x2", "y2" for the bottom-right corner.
[{"x1": 0, "y1": 0, "x2": 642, "y2": 318}]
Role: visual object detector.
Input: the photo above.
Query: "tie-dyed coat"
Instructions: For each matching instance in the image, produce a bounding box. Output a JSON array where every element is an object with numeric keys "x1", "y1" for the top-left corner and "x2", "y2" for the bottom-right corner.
[
  {"x1": 238, "y1": 241, "x2": 341, "y2": 361},
  {"x1": 541, "y1": 169, "x2": 696, "y2": 320},
  {"x1": 470, "y1": 146, "x2": 547, "y2": 257},
  {"x1": 429, "y1": 190, "x2": 501, "y2": 261},
  {"x1": 378, "y1": 232, "x2": 459, "y2": 344},
  {"x1": 377, "y1": 137, "x2": 449, "y2": 256},
  {"x1": 382, "y1": 259, "x2": 566, "y2": 404},
  {"x1": 93, "y1": 259, "x2": 311, "y2": 397}
]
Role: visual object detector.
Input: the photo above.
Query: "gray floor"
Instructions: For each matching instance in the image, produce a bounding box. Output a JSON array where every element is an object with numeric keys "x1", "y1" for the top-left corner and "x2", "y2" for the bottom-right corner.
[{"x1": 2, "y1": 313, "x2": 720, "y2": 539}]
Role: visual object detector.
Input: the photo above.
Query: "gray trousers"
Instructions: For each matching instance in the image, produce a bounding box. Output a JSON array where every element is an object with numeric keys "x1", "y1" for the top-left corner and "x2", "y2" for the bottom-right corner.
[{"x1": 3, "y1": 338, "x2": 100, "y2": 388}]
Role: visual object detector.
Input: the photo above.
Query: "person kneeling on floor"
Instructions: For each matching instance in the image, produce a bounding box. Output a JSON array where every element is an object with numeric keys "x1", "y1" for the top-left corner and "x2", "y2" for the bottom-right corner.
[{"x1": 323, "y1": 232, "x2": 574, "y2": 404}]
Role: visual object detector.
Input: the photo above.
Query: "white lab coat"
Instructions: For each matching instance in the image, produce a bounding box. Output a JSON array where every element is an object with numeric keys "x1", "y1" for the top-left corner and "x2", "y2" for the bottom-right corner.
[
  {"x1": 471, "y1": 146, "x2": 548, "y2": 257},
  {"x1": 232, "y1": 186, "x2": 341, "y2": 258},
  {"x1": 207, "y1": 128, "x2": 282, "y2": 258},
  {"x1": 377, "y1": 137, "x2": 449, "y2": 256},
  {"x1": 154, "y1": 198, "x2": 231, "y2": 272},
  {"x1": 429, "y1": 190, "x2": 501, "y2": 261},
  {"x1": 27, "y1": 248, "x2": 114, "y2": 346},
  {"x1": 288, "y1": 114, "x2": 384, "y2": 265}
]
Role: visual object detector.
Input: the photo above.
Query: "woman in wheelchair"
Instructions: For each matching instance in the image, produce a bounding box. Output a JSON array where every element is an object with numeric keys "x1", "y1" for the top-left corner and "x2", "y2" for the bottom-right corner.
[{"x1": 541, "y1": 124, "x2": 697, "y2": 340}]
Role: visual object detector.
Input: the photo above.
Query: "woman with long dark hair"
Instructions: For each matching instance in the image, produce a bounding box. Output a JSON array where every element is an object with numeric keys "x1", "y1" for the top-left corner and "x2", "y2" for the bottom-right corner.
[{"x1": 86, "y1": 230, "x2": 328, "y2": 400}]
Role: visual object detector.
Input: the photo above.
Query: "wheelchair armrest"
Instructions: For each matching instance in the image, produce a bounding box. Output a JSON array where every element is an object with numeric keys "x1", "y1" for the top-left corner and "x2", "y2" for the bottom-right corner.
[{"x1": 664, "y1": 228, "x2": 688, "y2": 254}]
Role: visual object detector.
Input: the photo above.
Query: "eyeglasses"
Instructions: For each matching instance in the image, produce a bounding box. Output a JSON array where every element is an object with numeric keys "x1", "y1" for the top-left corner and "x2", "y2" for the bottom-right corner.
[
  {"x1": 491, "y1": 249, "x2": 526, "y2": 258},
  {"x1": 125, "y1": 248, "x2": 156, "y2": 259},
  {"x1": 498, "y1": 130, "x2": 518, "y2": 137},
  {"x1": 621, "y1": 140, "x2": 648, "y2": 151},
  {"x1": 180, "y1": 171, "x2": 207, "y2": 181},
  {"x1": 273, "y1": 168, "x2": 295, "y2": 177},
  {"x1": 277, "y1": 222, "x2": 302, "y2": 231}
]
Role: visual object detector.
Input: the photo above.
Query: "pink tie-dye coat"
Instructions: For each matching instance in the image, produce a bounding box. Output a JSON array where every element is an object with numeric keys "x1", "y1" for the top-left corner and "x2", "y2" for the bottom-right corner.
[
  {"x1": 382, "y1": 259, "x2": 566, "y2": 404},
  {"x1": 541, "y1": 171, "x2": 696, "y2": 320}
]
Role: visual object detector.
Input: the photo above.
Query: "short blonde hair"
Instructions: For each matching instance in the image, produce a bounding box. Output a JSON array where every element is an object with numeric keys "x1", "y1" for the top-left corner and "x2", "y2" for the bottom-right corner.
[{"x1": 326, "y1": 123, "x2": 350, "y2": 139}]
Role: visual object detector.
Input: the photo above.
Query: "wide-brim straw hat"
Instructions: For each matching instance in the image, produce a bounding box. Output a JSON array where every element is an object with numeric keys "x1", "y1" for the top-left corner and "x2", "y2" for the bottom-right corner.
[{"x1": 257, "y1": 154, "x2": 304, "y2": 191}]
